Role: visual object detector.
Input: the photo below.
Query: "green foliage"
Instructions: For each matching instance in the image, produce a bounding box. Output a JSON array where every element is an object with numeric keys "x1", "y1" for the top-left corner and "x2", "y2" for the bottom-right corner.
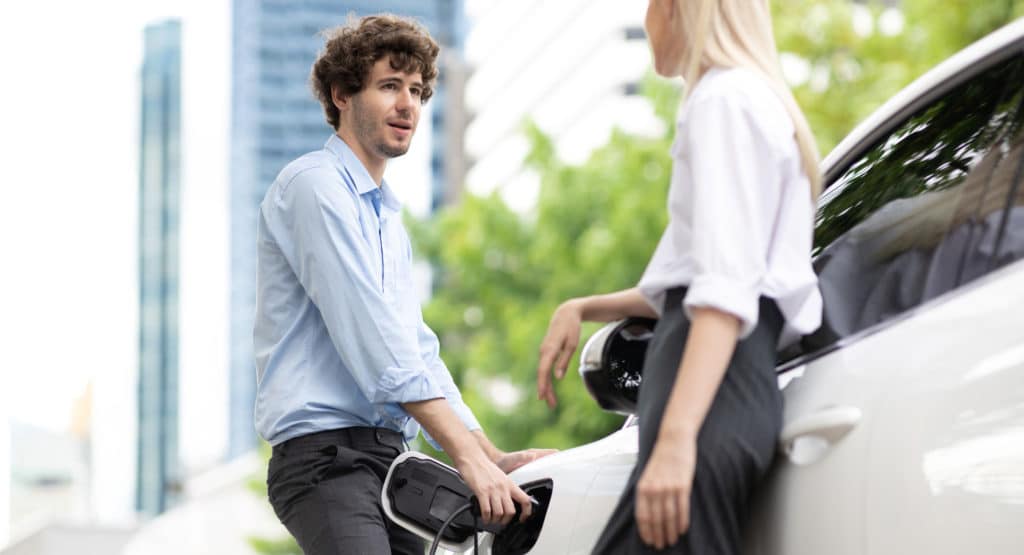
[
  {"x1": 412, "y1": 2, "x2": 1024, "y2": 453},
  {"x1": 247, "y1": 537, "x2": 302, "y2": 555},
  {"x1": 772, "y1": 0, "x2": 1024, "y2": 156},
  {"x1": 410, "y1": 76, "x2": 679, "y2": 451}
]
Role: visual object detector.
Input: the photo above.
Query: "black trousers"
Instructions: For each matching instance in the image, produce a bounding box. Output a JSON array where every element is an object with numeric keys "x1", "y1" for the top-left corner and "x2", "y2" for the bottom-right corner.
[
  {"x1": 592, "y1": 287, "x2": 784, "y2": 554},
  {"x1": 266, "y1": 427, "x2": 424, "y2": 555}
]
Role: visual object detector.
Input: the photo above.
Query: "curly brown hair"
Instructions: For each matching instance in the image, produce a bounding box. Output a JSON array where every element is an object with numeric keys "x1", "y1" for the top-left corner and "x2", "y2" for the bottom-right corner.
[{"x1": 311, "y1": 14, "x2": 440, "y2": 129}]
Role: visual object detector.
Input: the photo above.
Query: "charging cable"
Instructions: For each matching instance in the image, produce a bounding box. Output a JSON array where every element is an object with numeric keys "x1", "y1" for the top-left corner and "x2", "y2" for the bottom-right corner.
[
  {"x1": 428, "y1": 500, "x2": 479, "y2": 555},
  {"x1": 427, "y1": 493, "x2": 538, "y2": 554}
]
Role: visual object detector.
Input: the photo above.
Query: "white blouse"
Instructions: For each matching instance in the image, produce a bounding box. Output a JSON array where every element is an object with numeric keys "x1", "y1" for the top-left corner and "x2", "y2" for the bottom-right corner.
[{"x1": 637, "y1": 66, "x2": 822, "y2": 347}]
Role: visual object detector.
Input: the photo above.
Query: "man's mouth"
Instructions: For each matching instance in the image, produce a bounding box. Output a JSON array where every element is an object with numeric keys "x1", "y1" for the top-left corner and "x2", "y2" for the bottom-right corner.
[{"x1": 388, "y1": 121, "x2": 412, "y2": 131}]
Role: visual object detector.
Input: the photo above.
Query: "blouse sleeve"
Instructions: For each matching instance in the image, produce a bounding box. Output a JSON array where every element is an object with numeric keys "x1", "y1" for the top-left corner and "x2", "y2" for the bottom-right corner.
[{"x1": 675, "y1": 92, "x2": 784, "y2": 338}]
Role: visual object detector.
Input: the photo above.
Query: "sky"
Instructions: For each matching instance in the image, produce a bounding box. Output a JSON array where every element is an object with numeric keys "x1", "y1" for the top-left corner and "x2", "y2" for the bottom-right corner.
[{"x1": 0, "y1": 0, "x2": 230, "y2": 435}]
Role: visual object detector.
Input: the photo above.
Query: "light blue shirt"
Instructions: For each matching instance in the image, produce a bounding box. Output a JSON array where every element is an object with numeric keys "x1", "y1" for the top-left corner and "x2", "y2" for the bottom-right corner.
[{"x1": 254, "y1": 134, "x2": 481, "y2": 447}]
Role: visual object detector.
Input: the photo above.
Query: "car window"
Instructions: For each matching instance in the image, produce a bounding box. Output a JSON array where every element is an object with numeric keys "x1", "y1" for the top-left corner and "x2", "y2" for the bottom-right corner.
[
  {"x1": 990, "y1": 116, "x2": 1024, "y2": 269},
  {"x1": 791, "y1": 53, "x2": 1024, "y2": 359}
]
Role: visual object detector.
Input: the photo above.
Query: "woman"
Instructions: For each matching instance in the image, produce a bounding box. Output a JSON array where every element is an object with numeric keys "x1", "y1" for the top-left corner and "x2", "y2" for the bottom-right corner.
[{"x1": 535, "y1": 1, "x2": 823, "y2": 553}]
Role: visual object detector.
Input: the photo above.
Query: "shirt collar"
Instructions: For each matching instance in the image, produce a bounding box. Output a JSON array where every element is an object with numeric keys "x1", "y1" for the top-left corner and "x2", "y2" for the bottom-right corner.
[
  {"x1": 325, "y1": 134, "x2": 402, "y2": 212},
  {"x1": 378, "y1": 180, "x2": 402, "y2": 212}
]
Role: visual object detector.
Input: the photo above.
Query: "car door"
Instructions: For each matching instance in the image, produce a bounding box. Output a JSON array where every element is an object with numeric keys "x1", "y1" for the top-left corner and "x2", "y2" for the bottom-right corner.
[
  {"x1": 864, "y1": 51, "x2": 1024, "y2": 554},
  {"x1": 746, "y1": 42, "x2": 1024, "y2": 555}
]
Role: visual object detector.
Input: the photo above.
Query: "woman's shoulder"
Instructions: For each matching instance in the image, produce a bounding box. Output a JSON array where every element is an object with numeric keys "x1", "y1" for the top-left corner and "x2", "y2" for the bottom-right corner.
[
  {"x1": 689, "y1": 66, "x2": 775, "y2": 102},
  {"x1": 682, "y1": 66, "x2": 795, "y2": 144}
]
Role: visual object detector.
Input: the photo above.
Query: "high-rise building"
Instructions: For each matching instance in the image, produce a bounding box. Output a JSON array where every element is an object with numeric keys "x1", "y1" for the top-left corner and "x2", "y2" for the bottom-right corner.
[
  {"x1": 229, "y1": 0, "x2": 466, "y2": 457},
  {"x1": 137, "y1": 19, "x2": 182, "y2": 516},
  {"x1": 463, "y1": 0, "x2": 658, "y2": 210}
]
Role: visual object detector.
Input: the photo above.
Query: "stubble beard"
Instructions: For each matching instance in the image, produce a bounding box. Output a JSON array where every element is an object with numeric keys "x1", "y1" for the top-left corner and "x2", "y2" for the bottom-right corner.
[{"x1": 352, "y1": 96, "x2": 411, "y2": 159}]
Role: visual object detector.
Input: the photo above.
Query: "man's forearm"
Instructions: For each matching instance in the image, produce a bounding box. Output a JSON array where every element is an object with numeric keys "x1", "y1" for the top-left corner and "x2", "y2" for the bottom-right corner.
[
  {"x1": 401, "y1": 398, "x2": 486, "y2": 464},
  {"x1": 472, "y1": 430, "x2": 503, "y2": 462},
  {"x1": 402, "y1": 398, "x2": 536, "y2": 525}
]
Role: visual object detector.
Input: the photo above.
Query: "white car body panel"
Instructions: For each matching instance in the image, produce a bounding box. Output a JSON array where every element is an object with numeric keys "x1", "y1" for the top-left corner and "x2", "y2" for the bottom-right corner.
[
  {"x1": 864, "y1": 263, "x2": 1024, "y2": 554},
  {"x1": 505, "y1": 425, "x2": 638, "y2": 554},
  {"x1": 430, "y1": 426, "x2": 639, "y2": 555},
  {"x1": 748, "y1": 259, "x2": 1024, "y2": 554}
]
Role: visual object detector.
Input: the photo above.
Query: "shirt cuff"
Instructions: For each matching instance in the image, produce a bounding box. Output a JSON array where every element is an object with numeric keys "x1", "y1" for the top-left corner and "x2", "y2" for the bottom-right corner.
[
  {"x1": 373, "y1": 366, "x2": 445, "y2": 405},
  {"x1": 420, "y1": 396, "x2": 482, "y2": 452},
  {"x1": 684, "y1": 275, "x2": 760, "y2": 339}
]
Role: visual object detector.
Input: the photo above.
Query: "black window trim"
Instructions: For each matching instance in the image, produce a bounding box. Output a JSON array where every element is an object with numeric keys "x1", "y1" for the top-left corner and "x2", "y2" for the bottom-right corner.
[{"x1": 776, "y1": 39, "x2": 1024, "y2": 374}]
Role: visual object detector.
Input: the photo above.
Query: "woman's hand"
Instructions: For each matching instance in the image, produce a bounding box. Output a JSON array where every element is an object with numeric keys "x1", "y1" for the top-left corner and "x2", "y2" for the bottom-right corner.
[
  {"x1": 635, "y1": 435, "x2": 698, "y2": 549},
  {"x1": 633, "y1": 307, "x2": 739, "y2": 548},
  {"x1": 494, "y1": 448, "x2": 559, "y2": 474},
  {"x1": 536, "y1": 299, "x2": 584, "y2": 408},
  {"x1": 536, "y1": 289, "x2": 657, "y2": 408}
]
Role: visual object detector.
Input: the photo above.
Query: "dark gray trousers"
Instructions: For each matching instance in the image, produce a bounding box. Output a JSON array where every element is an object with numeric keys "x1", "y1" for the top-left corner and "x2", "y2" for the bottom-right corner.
[
  {"x1": 267, "y1": 427, "x2": 424, "y2": 555},
  {"x1": 592, "y1": 287, "x2": 784, "y2": 554}
]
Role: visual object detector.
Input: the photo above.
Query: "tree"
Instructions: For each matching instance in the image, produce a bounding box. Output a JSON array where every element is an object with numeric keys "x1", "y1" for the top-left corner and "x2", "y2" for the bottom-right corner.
[
  {"x1": 772, "y1": 0, "x2": 1024, "y2": 155},
  {"x1": 409, "y1": 77, "x2": 680, "y2": 453},
  {"x1": 410, "y1": 1, "x2": 1024, "y2": 454}
]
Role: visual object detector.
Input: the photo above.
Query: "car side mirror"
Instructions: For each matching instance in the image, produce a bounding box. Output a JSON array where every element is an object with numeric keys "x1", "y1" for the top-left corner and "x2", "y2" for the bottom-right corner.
[{"x1": 579, "y1": 317, "x2": 657, "y2": 415}]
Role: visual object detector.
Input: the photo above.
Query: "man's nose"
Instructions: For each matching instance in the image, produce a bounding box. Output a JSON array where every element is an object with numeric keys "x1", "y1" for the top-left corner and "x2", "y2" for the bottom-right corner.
[{"x1": 395, "y1": 87, "x2": 415, "y2": 112}]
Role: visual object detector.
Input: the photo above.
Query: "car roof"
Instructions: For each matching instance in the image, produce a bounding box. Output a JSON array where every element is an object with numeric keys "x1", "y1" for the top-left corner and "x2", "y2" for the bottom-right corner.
[{"x1": 821, "y1": 17, "x2": 1024, "y2": 189}]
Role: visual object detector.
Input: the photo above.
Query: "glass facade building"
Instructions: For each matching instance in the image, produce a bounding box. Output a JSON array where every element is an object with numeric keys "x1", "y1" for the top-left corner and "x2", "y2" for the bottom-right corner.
[
  {"x1": 137, "y1": 19, "x2": 182, "y2": 516},
  {"x1": 229, "y1": 1, "x2": 466, "y2": 456}
]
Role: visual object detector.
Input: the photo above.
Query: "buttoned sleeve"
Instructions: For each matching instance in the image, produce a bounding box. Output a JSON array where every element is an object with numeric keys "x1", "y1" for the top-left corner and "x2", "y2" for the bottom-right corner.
[
  {"x1": 676, "y1": 92, "x2": 782, "y2": 338},
  {"x1": 265, "y1": 165, "x2": 446, "y2": 411}
]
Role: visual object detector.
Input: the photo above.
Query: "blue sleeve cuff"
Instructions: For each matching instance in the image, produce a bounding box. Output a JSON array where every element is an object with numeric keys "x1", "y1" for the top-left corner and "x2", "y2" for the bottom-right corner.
[{"x1": 373, "y1": 367, "x2": 445, "y2": 405}]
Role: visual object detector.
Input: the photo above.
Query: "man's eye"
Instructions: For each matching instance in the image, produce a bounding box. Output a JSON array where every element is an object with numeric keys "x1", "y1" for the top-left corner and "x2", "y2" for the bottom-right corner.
[
  {"x1": 383, "y1": 83, "x2": 397, "y2": 90},
  {"x1": 411, "y1": 88, "x2": 422, "y2": 97}
]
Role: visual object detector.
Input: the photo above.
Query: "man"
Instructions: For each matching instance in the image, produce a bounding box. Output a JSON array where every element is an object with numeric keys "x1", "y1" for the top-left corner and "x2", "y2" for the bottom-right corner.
[{"x1": 254, "y1": 14, "x2": 553, "y2": 555}]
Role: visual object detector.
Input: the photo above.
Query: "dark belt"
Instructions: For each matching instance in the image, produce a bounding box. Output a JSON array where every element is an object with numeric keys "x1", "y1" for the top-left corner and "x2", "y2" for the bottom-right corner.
[{"x1": 272, "y1": 426, "x2": 407, "y2": 457}]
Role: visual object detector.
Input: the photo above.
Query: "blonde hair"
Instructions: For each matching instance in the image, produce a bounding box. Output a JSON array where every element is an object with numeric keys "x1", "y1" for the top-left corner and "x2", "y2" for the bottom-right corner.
[{"x1": 676, "y1": 0, "x2": 822, "y2": 198}]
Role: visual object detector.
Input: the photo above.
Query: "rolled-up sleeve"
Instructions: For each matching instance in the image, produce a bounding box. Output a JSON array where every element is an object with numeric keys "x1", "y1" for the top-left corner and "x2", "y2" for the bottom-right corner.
[
  {"x1": 677, "y1": 94, "x2": 780, "y2": 338},
  {"x1": 267, "y1": 166, "x2": 445, "y2": 408},
  {"x1": 416, "y1": 317, "x2": 482, "y2": 450}
]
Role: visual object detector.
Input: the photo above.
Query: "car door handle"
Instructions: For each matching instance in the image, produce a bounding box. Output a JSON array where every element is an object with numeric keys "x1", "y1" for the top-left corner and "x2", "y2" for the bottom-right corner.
[{"x1": 779, "y1": 406, "x2": 862, "y2": 455}]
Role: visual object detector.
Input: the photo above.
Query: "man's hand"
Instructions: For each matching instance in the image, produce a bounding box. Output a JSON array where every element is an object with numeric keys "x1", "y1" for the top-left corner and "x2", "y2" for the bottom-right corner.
[
  {"x1": 453, "y1": 452, "x2": 536, "y2": 525},
  {"x1": 635, "y1": 434, "x2": 697, "y2": 549},
  {"x1": 403, "y1": 401, "x2": 538, "y2": 525},
  {"x1": 494, "y1": 448, "x2": 558, "y2": 474}
]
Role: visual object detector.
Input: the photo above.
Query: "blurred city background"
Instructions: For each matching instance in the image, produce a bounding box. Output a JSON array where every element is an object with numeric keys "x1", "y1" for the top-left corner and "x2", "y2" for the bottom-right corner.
[{"x1": 1, "y1": 0, "x2": 1021, "y2": 553}]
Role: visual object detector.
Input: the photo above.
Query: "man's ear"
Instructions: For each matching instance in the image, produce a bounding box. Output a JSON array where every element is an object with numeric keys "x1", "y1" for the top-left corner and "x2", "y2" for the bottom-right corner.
[{"x1": 331, "y1": 84, "x2": 350, "y2": 114}]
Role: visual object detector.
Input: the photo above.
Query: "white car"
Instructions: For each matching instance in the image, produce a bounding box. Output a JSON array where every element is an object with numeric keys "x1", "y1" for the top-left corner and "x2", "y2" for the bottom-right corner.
[{"x1": 387, "y1": 17, "x2": 1024, "y2": 555}]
